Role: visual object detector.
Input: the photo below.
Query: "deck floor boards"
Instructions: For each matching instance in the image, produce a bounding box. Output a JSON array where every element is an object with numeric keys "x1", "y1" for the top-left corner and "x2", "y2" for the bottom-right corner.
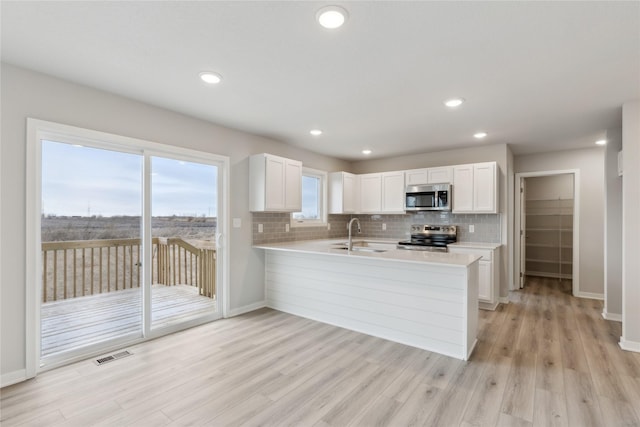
[{"x1": 41, "y1": 285, "x2": 217, "y2": 357}]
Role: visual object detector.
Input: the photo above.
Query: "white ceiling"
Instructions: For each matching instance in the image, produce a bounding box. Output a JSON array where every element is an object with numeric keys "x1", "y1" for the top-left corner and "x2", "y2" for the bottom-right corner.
[{"x1": 2, "y1": 1, "x2": 639, "y2": 160}]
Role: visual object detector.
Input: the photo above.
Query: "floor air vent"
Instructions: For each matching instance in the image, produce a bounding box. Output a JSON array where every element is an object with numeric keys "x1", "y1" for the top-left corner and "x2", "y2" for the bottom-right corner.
[{"x1": 94, "y1": 350, "x2": 133, "y2": 366}]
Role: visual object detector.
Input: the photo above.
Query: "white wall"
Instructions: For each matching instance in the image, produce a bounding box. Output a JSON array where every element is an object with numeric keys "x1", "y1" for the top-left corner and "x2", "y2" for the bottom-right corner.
[
  {"x1": 515, "y1": 147, "x2": 605, "y2": 296},
  {"x1": 604, "y1": 128, "x2": 623, "y2": 320},
  {"x1": 0, "y1": 64, "x2": 350, "y2": 381},
  {"x1": 352, "y1": 143, "x2": 511, "y2": 299},
  {"x1": 621, "y1": 100, "x2": 640, "y2": 351}
]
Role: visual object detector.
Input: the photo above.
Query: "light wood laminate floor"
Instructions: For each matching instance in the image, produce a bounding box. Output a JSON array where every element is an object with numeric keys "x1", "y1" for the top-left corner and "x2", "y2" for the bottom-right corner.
[{"x1": 2, "y1": 277, "x2": 639, "y2": 426}]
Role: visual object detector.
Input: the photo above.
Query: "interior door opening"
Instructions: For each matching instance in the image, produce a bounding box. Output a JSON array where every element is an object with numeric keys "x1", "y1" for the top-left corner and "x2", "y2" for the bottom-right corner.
[{"x1": 515, "y1": 171, "x2": 578, "y2": 295}]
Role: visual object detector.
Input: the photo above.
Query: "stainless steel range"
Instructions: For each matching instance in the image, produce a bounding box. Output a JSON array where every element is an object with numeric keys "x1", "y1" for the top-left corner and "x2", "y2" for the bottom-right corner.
[{"x1": 397, "y1": 224, "x2": 457, "y2": 252}]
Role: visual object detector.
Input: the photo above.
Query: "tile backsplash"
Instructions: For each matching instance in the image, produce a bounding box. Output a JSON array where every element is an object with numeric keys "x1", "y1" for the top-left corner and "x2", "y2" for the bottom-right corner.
[{"x1": 253, "y1": 211, "x2": 501, "y2": 244}]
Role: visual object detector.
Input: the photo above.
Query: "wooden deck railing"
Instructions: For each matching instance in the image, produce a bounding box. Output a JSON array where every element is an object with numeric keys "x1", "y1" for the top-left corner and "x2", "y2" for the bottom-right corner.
[{"x1": 41, "y1": 237, "x2": 216, "y2": 302}]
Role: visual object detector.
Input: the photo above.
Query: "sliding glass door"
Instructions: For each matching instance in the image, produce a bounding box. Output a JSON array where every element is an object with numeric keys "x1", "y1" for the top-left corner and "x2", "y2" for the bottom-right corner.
[
  {"x1": 34, "y1": 122, "x2": 226, "y2": 369},
  {"x1": 150, "y1": 156, "x2": 220, "y2": 330},
  {"x1": 41, "y1": 140, "x2": 144, "y2": 360}
]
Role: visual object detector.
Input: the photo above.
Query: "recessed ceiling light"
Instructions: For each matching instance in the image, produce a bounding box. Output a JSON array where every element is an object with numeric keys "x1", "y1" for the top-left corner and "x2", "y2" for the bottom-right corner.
[
  {"x1": 474, "y1": 132, "x2": 488, "y2": 139},
  {"x1": 444, "y1": 98, "x2": 465, "y2": 108},
  {"x1": 362, "y1": 149, "x2": 372, "y2": 155},
  {"x1": 199, "y1": 72, "x2": 222, "y2": 84},
  {"x1": 316, "y1": 6, "x2": 348, "y2": 29},
  {"x1": 310, "y1": 129, "x2": 323, "y2": 136},
  {"x1": 595, "y1": 139, "x2": 607, "y2": 145}
]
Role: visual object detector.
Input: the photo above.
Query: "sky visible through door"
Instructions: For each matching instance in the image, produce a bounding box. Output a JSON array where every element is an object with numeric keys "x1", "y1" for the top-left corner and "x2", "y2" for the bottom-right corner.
[{"x1": 42, "y1": 140, "x2": 217, "y2": 217}]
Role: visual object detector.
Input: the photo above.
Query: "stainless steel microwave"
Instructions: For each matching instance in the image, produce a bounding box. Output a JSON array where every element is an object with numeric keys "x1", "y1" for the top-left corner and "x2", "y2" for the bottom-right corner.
[{"x1": 405, "y1": 183, "x2": 452, "y2": 211}]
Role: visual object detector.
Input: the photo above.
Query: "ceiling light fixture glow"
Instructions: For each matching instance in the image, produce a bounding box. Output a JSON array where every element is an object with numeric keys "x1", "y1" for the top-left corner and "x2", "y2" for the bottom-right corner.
[
  {"x1": 595, "y1": 139, "x2": 607, "y2": 145},
  {"x1": 199, "y1": 72, "x2": 222, "y2": 84},
  {"x1": 444, "y1": 98, "x2": 465, "y2": 108},
  {"x1": 474, "y1": 132, "x2": 488, "y2": 139},
  {"x1": 317, "y1": 6, "x2": 348, "y2": 29},
  {"x1": 310, "y1": 129, "x2": 323, "y2": 136},
  {"x1": 362, "y1": 149, "x2": 372, "y2": 155}
]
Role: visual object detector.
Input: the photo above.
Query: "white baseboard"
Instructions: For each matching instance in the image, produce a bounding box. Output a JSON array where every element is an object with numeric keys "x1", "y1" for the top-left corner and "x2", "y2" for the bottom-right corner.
[
  {"x1": 480, "y1": 300, "x2": 499, "y2": 311},
  {"x1": 1, "y1": 369, "x2": 27, "y2": 388},
  {"x1": 602, "y1": 310, "x2": 622, "y2": 322},
  {"x1": 574, "y1": 291, "x2": 604, "y2": 300},
  {"x1": 226, "y1": 300, "x2": 266, "y2": 317},
  {"x1": 619, "y1": 338, "x2": 640, "y2": 353},
  {"x1": 498, "y1": 297, "x2": 510, "y2": 304}
]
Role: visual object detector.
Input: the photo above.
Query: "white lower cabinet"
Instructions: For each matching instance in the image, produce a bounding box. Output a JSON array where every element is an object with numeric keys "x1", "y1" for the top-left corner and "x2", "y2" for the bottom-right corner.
[{"x1": 448, "y1": 244, "x2": 501, "y2": 310}]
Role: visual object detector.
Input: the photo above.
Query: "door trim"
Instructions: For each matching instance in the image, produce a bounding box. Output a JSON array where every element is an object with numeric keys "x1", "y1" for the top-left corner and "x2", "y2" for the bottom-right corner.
[
  {"x1": 26, "y1": 118, "x2": 230, "y2": 378},
  {"x1": 513, "y1": 169, "x2": 580, "y2": 297}
]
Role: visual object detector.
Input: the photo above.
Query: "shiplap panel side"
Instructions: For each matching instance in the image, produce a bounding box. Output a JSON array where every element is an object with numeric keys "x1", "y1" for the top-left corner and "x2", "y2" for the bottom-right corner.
[
  {"x1": 264, "y1": 251, "x2": 474, "y2": 359},
  {"x1": 266, "y1": 293, "x2": 464, "y2": 359},
  {"x1": 268, "y1": 269, "x2": 463, "y2": 317},
  {"x1": 267, "y1": 272, "x2": 465, "y2": 332}
]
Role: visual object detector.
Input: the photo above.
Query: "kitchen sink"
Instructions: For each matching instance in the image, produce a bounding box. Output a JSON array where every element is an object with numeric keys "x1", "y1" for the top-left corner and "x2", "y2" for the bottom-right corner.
[
  {"x1": 332, "y1": 246, "x2": 387, "y2": 253},
  {"x1": 330, "y1": 240, "x2": 393, "y2": 253}
]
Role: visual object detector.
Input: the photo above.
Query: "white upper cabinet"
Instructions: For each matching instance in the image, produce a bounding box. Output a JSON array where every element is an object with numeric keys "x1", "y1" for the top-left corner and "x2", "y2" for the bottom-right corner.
[
  {"x1": 359, "y1": 173, "x2": 382, "y2": 213},
  {"x1": 427, "y1": 166, "x2": 453, "y2": 184},
  {"x1": 381, "y1": 171, "x2": 405, "y2": 213},
  {"x1": 405, "y1": 169, "x2": 429, "y2": 186},
  {"x1": 472, "y1": 162, "x2": 497, "y2": 213},
  {"x1": 452, "y1": 164, "x2": 474, "y2": 212},
  {"x1": 453, "y1": 162, "x2": 497, "y2": 213},
  {"x1": 355, "y1": 171, "x2": 405, "y2": 214},
  {"x1": 328, "y1": 171, "x2": 357, "y2": 214},
  {"x1": 249, "y1": 153, "x2": 302, "y2": 212},
  {"x1": 405, "y1": 167, "x2": 453, "y2": 185}
]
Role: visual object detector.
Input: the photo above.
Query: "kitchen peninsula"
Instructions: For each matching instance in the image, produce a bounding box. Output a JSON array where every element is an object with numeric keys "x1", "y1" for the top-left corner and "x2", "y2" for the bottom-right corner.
[{"x1": 255, "y1": 239, "x2": 481, "y2": 360}]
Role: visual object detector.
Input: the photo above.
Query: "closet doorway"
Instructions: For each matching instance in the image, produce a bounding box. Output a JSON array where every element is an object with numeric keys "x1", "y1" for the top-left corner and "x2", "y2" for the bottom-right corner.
[{"x1": 514, "y1": 170, "x2": 580, "y2": 296}]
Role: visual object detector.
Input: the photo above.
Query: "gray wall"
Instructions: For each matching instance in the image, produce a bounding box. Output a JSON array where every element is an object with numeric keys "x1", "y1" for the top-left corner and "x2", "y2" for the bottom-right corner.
[
  {"x1": 621, "y1": 100, "x2": 640, "y2": 348},
  {"x1": 515, "y1": 147, "x2": 605, "y2": 296},
  {"x1": 604, "y1": 128, "x2": 623, "y2": 319},
  {"x1": 0, "y1": 63, "x2": 350, "y2": 380}
]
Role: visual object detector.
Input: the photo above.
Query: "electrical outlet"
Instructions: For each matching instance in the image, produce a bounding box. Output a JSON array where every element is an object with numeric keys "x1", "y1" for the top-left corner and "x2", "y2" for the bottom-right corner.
[
  {"x1": 233, "y1": 218, "x2": 242, "y2": 228},
  {"x1": 285, "y1": 224, "x2": 290, "y2": 232},
  {"x1": 382, "y1": 223, "x2": 387, "y2": 231},
  {"x1": 469, "y1": 224, "x2": 475, "y2": 233},
  {"x1": 258, "y1": 224, "x2": 263, "y2": 233}
]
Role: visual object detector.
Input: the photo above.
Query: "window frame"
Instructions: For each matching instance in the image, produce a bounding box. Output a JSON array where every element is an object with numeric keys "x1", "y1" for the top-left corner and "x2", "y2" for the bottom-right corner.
[{"x1": 291, "y1": 167, "x2": 328, "y2": 228}]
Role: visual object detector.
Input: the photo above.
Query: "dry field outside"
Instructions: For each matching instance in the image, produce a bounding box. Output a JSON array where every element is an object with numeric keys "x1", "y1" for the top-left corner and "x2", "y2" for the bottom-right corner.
[{"x1": 41, "y1": 216, "x2": 216, "y2": 302}]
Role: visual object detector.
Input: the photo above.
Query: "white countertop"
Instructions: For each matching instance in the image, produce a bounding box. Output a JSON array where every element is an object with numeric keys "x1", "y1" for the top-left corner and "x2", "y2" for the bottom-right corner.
[
  {"x1": 448, "y1": 242, "x2": 502, "y2": 250},
  {"x1": 254, "y1": 238, "x2": 481, "y2": 268}
]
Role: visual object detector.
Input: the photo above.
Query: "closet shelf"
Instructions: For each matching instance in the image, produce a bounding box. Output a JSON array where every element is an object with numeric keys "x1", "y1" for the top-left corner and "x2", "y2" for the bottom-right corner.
[
  {"x1": 526, "y1": 243, "x2": 573, "y2": 249},
  {"x1": 524, "y1": 195, "x2": 574, "y2": 280},
  {"x1": 526, "y1": 258, "x2": 573, "y2": 265},
  {"x1": 525, "y1": 271, "x2": 572, "y2": 279}
]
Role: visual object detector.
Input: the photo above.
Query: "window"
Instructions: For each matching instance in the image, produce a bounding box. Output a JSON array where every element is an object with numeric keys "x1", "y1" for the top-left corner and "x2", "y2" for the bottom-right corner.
[{"x1": 291, "y1": 168, "x2": 327, "y2": 227}]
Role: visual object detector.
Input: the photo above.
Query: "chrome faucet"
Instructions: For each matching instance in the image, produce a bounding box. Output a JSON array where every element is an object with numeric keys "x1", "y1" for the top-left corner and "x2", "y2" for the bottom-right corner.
[{"x1": 347, "y1": 218, "x2": 361, "y2": 251}]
